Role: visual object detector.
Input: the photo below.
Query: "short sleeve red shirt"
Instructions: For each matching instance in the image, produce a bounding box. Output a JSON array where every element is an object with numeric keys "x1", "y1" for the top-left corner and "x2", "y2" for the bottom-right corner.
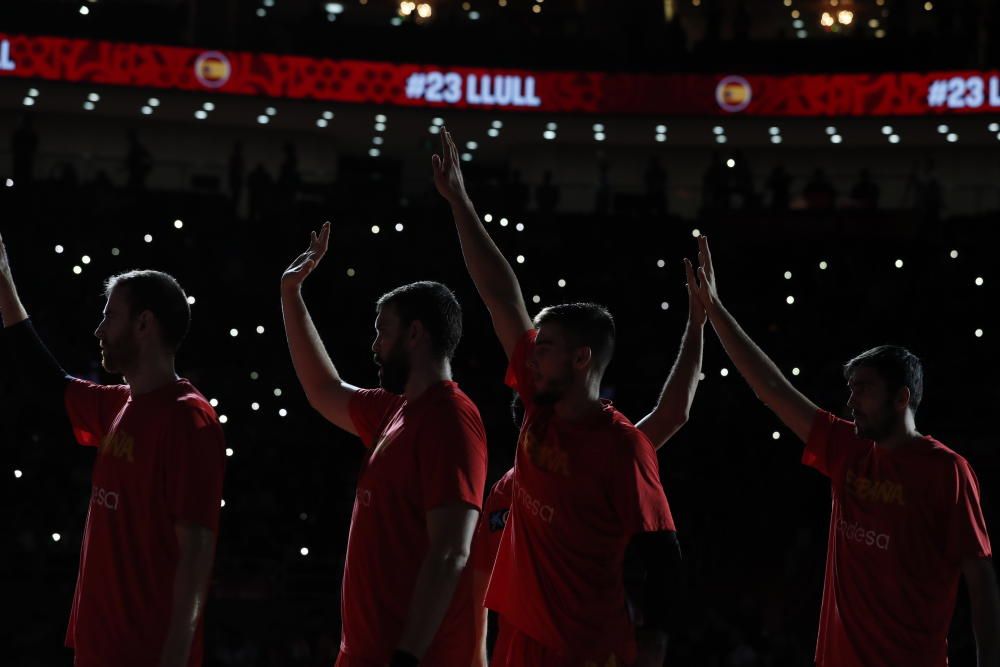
[
  {"x1": 63, "y1": 378, "x2": 226, "y2": 667},
  {"x1": 485, "y1": 330, "x2": 675, "y2": 665},
  {"x1": 342, "y1": 381, "x2": 488, "y2": 665},
  {"x1": 803, "y1": 410, "x2": 992, "y2": 667},
  {"x1": 471, "y1": 468, "x2": 514, "y2": 575}
]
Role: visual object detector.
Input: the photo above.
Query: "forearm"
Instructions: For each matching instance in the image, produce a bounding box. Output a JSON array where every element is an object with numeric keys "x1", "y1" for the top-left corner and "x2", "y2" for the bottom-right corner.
[
  {"x1": 639, "y1": 320, "x2": 704, "y2": 447},
  {"x1": 471, "y1": 570, "x2": 490, "y2": 667},
  {"x1": 0, "y1": 276, "x2": 29, "y2": 328},
  {"x1": 160, "y1": 542, "x2": 215, "y2": 667},
  {"x1": 280, "y1": 287, "x2": 344, "y2": 396},
  {"x1": 707, "y1": 300, "x2": 793, "y2": 407},
  {"x1": 971, "y1": 587, "x2": 1000, "y2": 667},
  {"x1": 448, "y1": 197, "x2": 524, "y2": 310},
  {"x1": 396, "y1": 548, "x2": 470, "y2": 658}
]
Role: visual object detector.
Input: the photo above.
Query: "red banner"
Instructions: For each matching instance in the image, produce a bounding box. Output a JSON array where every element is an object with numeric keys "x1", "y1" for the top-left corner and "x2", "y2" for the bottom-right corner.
[{"x1": 2, "y1": 33, "x2": 999, "y2": 117}]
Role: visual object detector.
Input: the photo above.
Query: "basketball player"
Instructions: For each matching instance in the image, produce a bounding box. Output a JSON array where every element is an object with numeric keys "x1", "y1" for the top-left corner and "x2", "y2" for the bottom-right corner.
[
  {"x1": 688, "y1": 234, "x2": 1000, "y2": 667},
  {"x1": 281, "y1": 222, "x2": 488, "y2": 666},
  {"x1": 0, "y1": 232, "x2": 225, "y2": 667}
]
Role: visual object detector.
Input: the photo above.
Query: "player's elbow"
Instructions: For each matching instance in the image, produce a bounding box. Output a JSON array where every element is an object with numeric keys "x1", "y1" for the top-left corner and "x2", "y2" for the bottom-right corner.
[{"x1": 428, "y1": 542, "x2": 472, "y2": 575}]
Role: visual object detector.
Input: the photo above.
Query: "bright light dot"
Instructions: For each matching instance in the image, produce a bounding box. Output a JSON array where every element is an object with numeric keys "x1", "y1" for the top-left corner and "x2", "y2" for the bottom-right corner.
[
  {"x1": 500, "y1": 217, "x2": 509, "y2": 227},
  {"x1": 209, "y1": 398, "x2": 219, "y2": 407},
  {"x1": 515, "y1": 222, "x2": 525, "y2": 232},
  {"x1": 691, "y1": 229, "x2": 701, "y2": 238},
  {"x1": 174, "y1": 219, "x2": 184, "y2": 229},
  {"x1": 783, "y1": 270, "x2": 792, "y2": 279},
  {"x1": 251, "y1": 402, "x2": 260, "y2": 411},
  {"x1": 975, "y1": 277, "x2": 984, "y2": 286},
  {"x1": 257, "y1": 115, "x2": 269, "y2": 124},
  {"x1": 265, "y1": 106, "x2": 277, "y2": 116},
  {"x1": 279, "y1": 408, "x2": 288, "y2": 417},
  {"x1": 52, "y1": 533, "x2": 61, "y2": 542},
  {"x1": 371, "y1": 225, "x2": 380, "y2": 234},
  {"x1": 698, "y1": 372, "x2": 706, "y2": 380},
  {"x1": 219, "y1": 415, "x2": 228, "y2": 424},
  {"x1": 488, "y1": 128, "x2": 500, "y2": 138},
  {"x1": 81, "y1": 255, "x2": 91, "y2": 265},
  {"x1": 825, "y1": 127, "x2": 837, "y2": 135},
  {"x1": 593, "y1": 123, "x2": 605, "y2": 132},
  {"x1": 768, "y1": 126, "x2": 781, "y2": 136},
  {"x1": 461, "y1": 153, "x2": 473, "y2": 162},
  {"x1": 792, "y1": 367, "x2": 801, "y2": 376},
  {"x1": 720, "y1": 368, "x2": 729, "y2": 377},
  {"x1": 229, "y1": 328, "x2": 239, "y2": 337},
  {"x1": 950, "y1": 249, "x2": 959, "y2": 259},
  {"x1": 660, "y1": 302, "x2": 669, "y2": 310},
  {"x1": 657, "y1": 259, "x2": 666, "y2": 268},
  {"x1": 28, "y1": 88, "x2": 39, "y2": 97},
  {"x1": 4, "y1": 178, "x2": 12, "y2": 187},
  {"x1": 368, "y1": 148, "x2": 381, "y2": 158},
  {"x1": 149, "y1": 98, "x2": 160, "y2": 107},
  {"x1": 557, "y1": 279, "x2": 567, "y2": 288},
  {"x1": 937, "y1": 124, "x2": 949, "y2": 134},
  {"x1": 594, "y1": 132, "x2": 606, "y2": 141},
  {"x1": 202, "y1": 101, "x2": 215, "y2": 112},
  {"x1": 140, "y1": 105, "x2": 153, "y2": 115},
  {"x1": 532, "y1": 295, "x2": 541, "y2": 304},
  {"x1": 432, "y1": 117, "x2": 444, "y2": 126},
  {"x1": 250, "y1": 371, "x2": 259, "y2": 380},
  {"x1": 484, "y1": 213, "x2": 493, "y2": 222},
  {"x1": 466, "y1": 141, "x2": 478, "y2": 150},
  {"x1": 470, "y1": 10, "x2": 481, "y2": 19},
  {"x1": 187, "y1": 296, "x2": 196, "y2": 305},
  {"x1": 924, "y1": 1, "x2": 933, "y2": 9},
  {"x1": 656, "y1": 124, "x2": 667, "y2": 133},
  {"x1": 300, "y1": 547, "x2": 309, "y2": 556},
  {"x1": 372, "y1": 136, "x2": 384, "y2": 145},
  {"x1": 975, "y1": 329, "x2": 983, "y2": 338},
  {"x1": 888, "y1": 134, "x2": 900, "y2": 144},
  {"x1": 55, "y1": 245, "x2": 64, "y2": 254},
  {"x1": 772, "y1": 431, "x2": 781, "y2": 440},
  {"x1": 375, "y1": 123, "x2": 386, "y2": 132},
  {"x1": 543, "y1": 130, "x2": 556, "y2": 140},
  {"x1": 226, "y1": 447, "x2": 234, "y2": 457},
  {"x1": 80, "y1": 5, "x2": 90, "y2": 14},
  {"x1": 322, "y1": 111, "x2": 334, "y2": 120},
  {"x1": 72, "y1": 266, "x2": 82, "y2": 275},
  {"x1": 256, "y1": 325, "x2": 265, "y2": 334},
  {"x1": 143, "y1": 234, "x2": 153, "y2": 243},
  {"x1": 14, "y1": 469, "x2": 23, "y2": 479},
  {"x1": 881, "y1": 125, "x2": 893, "y2": 135},
  {"x1": 256, "y1": 7, "x2": 266, "y2": 16},
  {"x1": 22, "y1": 97, "x2": 35, "y2": 106},
  {"x1": 193, "y1": 110, "x2": 207, "y2": 121},
  {"x1": 316, "y1": 119, "x2": 328, "y2": 128},
  {"x1": 516, "y1": 255, "x2": 525, "y2": 264},
  {"x1": 375, "y1": 113, "x2": 387, "y2": 123},
  {"x1": 726, "y1": 158, "x2": 735, "y2": 168},
  {"x1": 786, "y1": 295, "x2": 795, "y2": 305},
  {"x1": 819, "y1": 261, "x2": 828, "y2": 270},
  {"x1": 894, "y1": 259, "x2": 904, "y2": 268},
  {"x1": 771, "y1": 135, "x2": 783, "y2": 144},
  {"x1": 347, "y1": 268, "x2": 356, "y2": 277},
  {"x1": 221, "y1": 499, "x2": 226, "y2": 507},
  {"x1": 712, "y1": 126, "x2": 724, "y2": 135},
  {"x1": 273, "y1": 388, "x2": 283, "y2": 397},
  {"x1": 990, "y1": 123, "x2": 1000, "y2": 132},
  {"x1": 656, "y1": 134, "x2": 667, "y2": 142},
  {"x1": 393, "y1": 222, "x2": 404, "y2": 233},
  {"x1": 492, "y1": 120, "x2": 503, "y2": 129},
  {"x1": 546, "y1": 122, "x2": 558, "y2": 130},
  {"x1": 83, "y1": 101, "x2": 95, "y2": 111},
  {"x1": 88, "y1": 92, "x2": 100, "y2": 102},
  {"x1": 946, "y1": 133, "x2": 958, "y2": 143},
  {"x1": 831, "y1": 135, "x2": 843, "y2": 144},
  {"x1": 715, "y1": 135, "x2": 727, "y2": 144}
]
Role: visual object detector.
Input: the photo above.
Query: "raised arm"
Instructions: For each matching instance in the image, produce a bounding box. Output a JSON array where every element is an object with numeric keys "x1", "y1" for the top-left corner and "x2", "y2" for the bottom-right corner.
[
  {"x1": 280, "y1": 222, "x2": 360, "y2": 435},
  {"x1": 636, "y1": 262, "x2": 706, "y2": 449},
  {"x1": 432, "y1": 129, "x2": 533, "y2": 359},
  {"x1": 689, "y1": 236, "x2": 819, "y2": 443},
  {"x1": 0, "y1": 232, "x2": 29, "y2": 327}
]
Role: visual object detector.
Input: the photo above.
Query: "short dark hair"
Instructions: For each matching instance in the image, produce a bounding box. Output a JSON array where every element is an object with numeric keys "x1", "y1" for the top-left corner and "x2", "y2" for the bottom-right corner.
[
  {"x1": 843, "y1": 345, "x2": 924, "y2": 414},
  {"x1": 533, "y1": 302, "x2": 616, "y2": 375},
  {"x1": 376, "y1": 281, "x2": 463, "y2": 360},
  {"x1": 104, "y1": 270, "x2": 191, "y2": 352}
]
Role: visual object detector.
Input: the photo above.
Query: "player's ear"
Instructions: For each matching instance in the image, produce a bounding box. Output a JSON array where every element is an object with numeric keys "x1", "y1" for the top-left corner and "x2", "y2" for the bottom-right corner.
[
  {"x1": 896, "y1": 386, "x2": 911, "y2": 413},
  {"x1": 573, "y1": 346, "x2": 593, "y2": 370}
]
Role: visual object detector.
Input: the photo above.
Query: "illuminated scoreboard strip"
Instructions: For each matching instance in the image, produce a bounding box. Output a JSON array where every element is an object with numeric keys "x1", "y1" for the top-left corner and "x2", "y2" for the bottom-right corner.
[{"x1": 2, "y1": 33, "x2": 1000, "y2": 116}]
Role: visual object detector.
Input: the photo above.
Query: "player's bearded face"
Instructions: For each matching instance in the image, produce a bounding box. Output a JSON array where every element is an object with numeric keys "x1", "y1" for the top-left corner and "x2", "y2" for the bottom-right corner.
[
  {"x1": 95, "y1": 290, "x2": 141, "y2": 375},
  {"x1": 529, "y1": 329, "x2": 576, "y2": 406},
  {"x1": 848, "y1": 369, "x2": 899, "y2": 441},
  {"x1": 376, "y1": 336, "x2": 411, "y2": 394}
]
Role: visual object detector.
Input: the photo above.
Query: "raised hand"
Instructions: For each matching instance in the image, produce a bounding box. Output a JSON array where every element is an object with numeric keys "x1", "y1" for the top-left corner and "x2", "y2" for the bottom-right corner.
[
  {"x1": 282, "y1": 221, "x2": 330, "y2": 292},
  {"x1": 431, "y1": 128, "x2": 469, "y2": 205},
  {"x1": 683, "y1": 258, "x2": 707, "y2": 327},
  {"x1": 0, "y1": 231, "x2": 13, "y2": 285},
  {"x1": 688, "y1": 235, "x2": 719, "y2": 313}
]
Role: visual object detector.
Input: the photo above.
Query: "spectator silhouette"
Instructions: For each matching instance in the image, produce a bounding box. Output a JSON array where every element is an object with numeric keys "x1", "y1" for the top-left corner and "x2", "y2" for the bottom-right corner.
[
  {"x1": 803, "y1": 168, "x2": 836, "y2": 210},
  {"x1": 125, "y1": 130, "x2": 152, "y2": 190},
  {"x1": 536, "y1": 170, "x2": 560, "y2": 215},
  {"x1": 850, "y1": 169, "x2": 880, "y2": 209}
]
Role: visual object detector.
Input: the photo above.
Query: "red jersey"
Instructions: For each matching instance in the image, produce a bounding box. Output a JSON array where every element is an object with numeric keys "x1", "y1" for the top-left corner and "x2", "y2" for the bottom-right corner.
[
  {"x1": 803, "y1": 410, "x2": 992, "y2": 667},
  {"x1": 63, "y1": 378, "x2": 226, "y2": 667},
  {"x1": 484, "y1": 330, "x2": 675, "y2": 665},
  {"x1": 343, "y1": 381, "x2": 488, "y2": 665},
  {"x1": 471, "y1": 469, "x2": 515, "y2": 664}
]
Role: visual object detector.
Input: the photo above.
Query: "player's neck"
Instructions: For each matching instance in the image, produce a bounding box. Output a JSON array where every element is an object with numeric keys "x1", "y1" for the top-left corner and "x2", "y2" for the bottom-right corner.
[
  {"x1": 403, "y1": 358, "x2": 452, "y2": 402},
  {"x1": 876, "y1": 414, "x2": 921, "y2": 451},
  {"x1": 124, "y1": 355, "x2": 180, "y2": 395},
  {"x1": 553, "y1": 383, "x2": 603, "y2": 421}
]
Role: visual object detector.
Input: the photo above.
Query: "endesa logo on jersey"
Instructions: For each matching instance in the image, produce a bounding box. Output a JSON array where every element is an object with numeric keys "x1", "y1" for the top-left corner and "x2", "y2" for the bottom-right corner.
[
  {"x1": 716, "y1": 75, "x2": 752, "y2": 113},
  {"x1": 195, "y1": 51, "x2": 231, "y2": 89}
]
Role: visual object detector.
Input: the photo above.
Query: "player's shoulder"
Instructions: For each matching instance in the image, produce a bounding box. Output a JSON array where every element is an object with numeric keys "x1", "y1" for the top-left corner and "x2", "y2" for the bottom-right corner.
[
  {"x1": 490, "y1": 468, "x2": 515, "y2": 499},
  {"x1": 915, "y1": 436, "x2": 974, "y2": 473},
  {"x1": 171, "y1": 380, "x2": 219, "y2": 428},
  {"x1": 607, "y1": 406, "x2": 657, "y2": 459},
  {"x1": 428, "y1": 381, "x2": 484, "y2": 420}
]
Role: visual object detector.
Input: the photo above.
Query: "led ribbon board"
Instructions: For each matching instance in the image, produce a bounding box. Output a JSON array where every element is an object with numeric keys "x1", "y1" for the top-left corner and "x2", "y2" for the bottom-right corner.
[{"x1": 2, "y1": 33, "x2": 1000, "y2": 116}]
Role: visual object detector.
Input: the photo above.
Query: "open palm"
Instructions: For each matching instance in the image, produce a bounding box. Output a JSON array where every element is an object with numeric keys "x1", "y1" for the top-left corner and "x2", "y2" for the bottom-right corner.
[{"x1": 282, "y1": 222, "x2": 331, "y2": 290}]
